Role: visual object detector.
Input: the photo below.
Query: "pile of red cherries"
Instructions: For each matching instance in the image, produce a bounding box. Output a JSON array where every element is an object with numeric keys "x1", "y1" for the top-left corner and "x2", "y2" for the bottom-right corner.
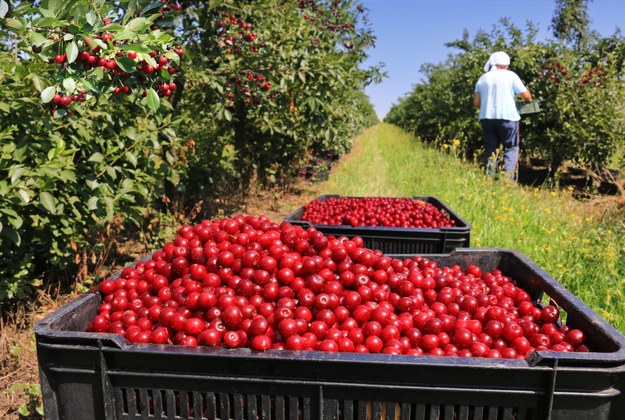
[
  {"x1": 88, "y1": 215, "x2": 588, "y2": 358},
  {"x1": 299, "y1": 197, "x2": 456, "y2": 228}
]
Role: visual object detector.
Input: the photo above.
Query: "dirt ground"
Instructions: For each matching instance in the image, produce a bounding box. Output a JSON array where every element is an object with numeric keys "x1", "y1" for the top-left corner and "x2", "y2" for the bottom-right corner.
[{"x1": 1, "y1": 292, "x2": 76, "y2": 419}]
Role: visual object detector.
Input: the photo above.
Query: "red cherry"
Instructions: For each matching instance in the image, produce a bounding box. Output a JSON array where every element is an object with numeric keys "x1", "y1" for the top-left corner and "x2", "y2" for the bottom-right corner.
[{"x1": 250, "y1": 334, "x2": 272, "y2": 351}]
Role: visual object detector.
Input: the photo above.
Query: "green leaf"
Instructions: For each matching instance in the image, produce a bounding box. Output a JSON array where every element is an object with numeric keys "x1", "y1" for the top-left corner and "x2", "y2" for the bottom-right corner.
[
  {"x1": 104, "y1": 23, "x2": 125, "y2": 32},
  {"x1": 30, "y1": 32, "x2": 47, "y2": 47},
  {"x1": 75, "y1": 124, "x2": 91, "y2": 141},
  {"x1": 2, "y1": 142, "x2": 15, "y2": 154},
  {"x1": 1, "y1": 208, "x2": 23, "y2": 229},
  {"x1": 0, "y1": 1, "x2": 8, "y2": 19},
  {"x1": 66, "y1": 41, "x2": 79, "y2": 64},
  {"x1": 90, "y1": 38, "x2": 108, "y2": 51},
  {"x1": 62, "y1": 78, "x2": 76, "y2": 93},
  {"x1": 141, "y1": 54, "x2": 157, "y2": 67},
  {"x1": 141, "y1": 1, "x2": 162, "y2": 14},
  {"x1": 85, "y1": 10, "x2": 97, "y2": 26},
  {"x1": 39, "y1": 7, "x2": 55, "y2": 18},
  {"x1": 88, "y1": 152, "x2": 104, "y2": 162},
  {"x1": 17, "y1": 189, "x2": 31, "y2": 204},
  {"x1": 120, "y1": 44, "x2": 152, "y2": 54},
  {"x1": 224, "y1": 109, "x2": 232, "y2": 121},
  {"x1": 86, "y1": 178, "x2": 98, "y2": 189},
  {"x1": 113, "y1": 30, "x2": 136, "y2": 42},
  {"x1": 91, "y1": 66, "x2": 104, "y2": 81},
  {"x1": 0, "y1": 102, "x2": 9, "y2": 113},
  {"x1": 146, "y1": 88, "x2": 160, "y2": 112},
  {"x1": 32, "y1": 75, "x2": 43, "y2": 92},
  {"x1": 105, "y1": 166, "x2": 117, "y2": 179},
  {"x1": 216, "y1": 106, "x2": 224, "y2": 120},
  {"x1": 5, "y1": 227, "x2": 20, "y2": 246},
  {"x1": 47, "y1": 0, "x2": 64, "y2": 17},
  {"x1": 87, "y1": 196, "x2": 98, "y2": 210},
  {"x1": 126, "y1": 17, "x2": 150, "y2": 32},
  {"x1": 103, "y1": 196, "x2": 114, "y2": 218},
  {"x1": 157, "y1": 17, "x2": 174, "y2": 28},
  {"x1": 39, "y1": 191, "x2": 57, "y2": 214},
  {"x1": 126, "y1": 127, "x2": 137, "y2": 140},
  {"x1": 124, "y1": 0, "x2": 139, "y2": 24},
  {"x1": 0, "y1": 181, "x2": 9, "y2": 196},
  {"x1": 33, "y1": 17, "x2": 59, "y2": 28},
  {"x1": 165, "y1": 150, "x2": 174, "y2": 165},
  {"x1": 5, "y1": 18, "x2": 23, "y2": 30},
  {"x1": 10, "y1": 166, "x2": 26, "y2": 185},
  {"x1": 79, "y1": 77, "x2": 96, "y2": 92},
  {"x1": 41, "y1": 86, "x2": 56, "y2": 104},
  {"x1": 115, "y1": 57, "x2": 136, "y2": 73},
  {"x1": 164, "y1": 51, "x2": 179, "y2": 62},
  {"x1": 125, "y1": 151, "x2": 138, "y2": 167},
  {"x1": 59, "y1": 170, "x2": 76, "y2": 182}
]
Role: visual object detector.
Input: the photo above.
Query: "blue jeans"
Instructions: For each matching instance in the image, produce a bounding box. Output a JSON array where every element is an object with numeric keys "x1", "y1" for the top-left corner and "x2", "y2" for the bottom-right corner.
[{"x1": 480, "y1": 119, "x2": 519, "y2": 175}]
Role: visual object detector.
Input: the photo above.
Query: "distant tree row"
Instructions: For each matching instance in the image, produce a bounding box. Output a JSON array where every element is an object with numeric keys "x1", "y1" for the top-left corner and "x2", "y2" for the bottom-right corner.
[{"x1": 385, "y1": 0, "x2": 625, "y2": 177}]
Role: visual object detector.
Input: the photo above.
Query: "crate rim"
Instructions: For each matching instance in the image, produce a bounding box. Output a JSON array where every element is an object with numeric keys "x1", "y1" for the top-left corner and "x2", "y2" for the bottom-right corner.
[{"x1": 283, "y1": 194, "x2": 472, "y2": 232}]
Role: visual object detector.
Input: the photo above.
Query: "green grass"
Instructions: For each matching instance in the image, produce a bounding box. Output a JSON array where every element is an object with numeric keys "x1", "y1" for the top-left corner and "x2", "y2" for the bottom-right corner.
[{"x1": 325, "y1": 123, "x2": 625, "y2": 333}]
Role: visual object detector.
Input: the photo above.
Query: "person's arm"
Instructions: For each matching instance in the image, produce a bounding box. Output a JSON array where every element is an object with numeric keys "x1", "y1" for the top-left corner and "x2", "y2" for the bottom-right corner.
[
  {"x1": 519, "y1": 90, "x2": 532, "y2": 103},
  {"x1": 472, "y1": 92, "x2": 481, "y2": 108}
]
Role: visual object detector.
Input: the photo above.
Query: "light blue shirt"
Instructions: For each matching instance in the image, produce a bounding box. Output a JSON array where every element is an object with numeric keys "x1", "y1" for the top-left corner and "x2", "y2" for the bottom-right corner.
[{"x1": 474, "y1": 69, "x2": 527, "y2": 121}]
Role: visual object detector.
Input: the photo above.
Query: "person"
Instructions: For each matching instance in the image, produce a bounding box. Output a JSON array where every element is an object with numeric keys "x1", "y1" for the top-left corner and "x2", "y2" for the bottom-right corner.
[{"x1": 473, "y1": 51, "x2": 532, "y2": 179}]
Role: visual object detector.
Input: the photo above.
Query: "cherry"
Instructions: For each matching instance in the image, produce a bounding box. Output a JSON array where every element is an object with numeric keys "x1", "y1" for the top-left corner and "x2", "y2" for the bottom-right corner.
[{"x1": 250, "y1": 334, "x2": 272, "y2": 351}]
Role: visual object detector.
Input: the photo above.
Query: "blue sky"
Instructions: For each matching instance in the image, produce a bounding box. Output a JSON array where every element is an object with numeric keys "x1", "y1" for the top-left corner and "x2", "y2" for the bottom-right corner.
[{"x1": 361, "y1": 0, "x2": 625, "y2": 119}]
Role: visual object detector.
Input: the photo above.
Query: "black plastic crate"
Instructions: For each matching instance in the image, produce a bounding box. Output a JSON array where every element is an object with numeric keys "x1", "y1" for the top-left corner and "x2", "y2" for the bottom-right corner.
[
  {"x1": 35, "y1": 249, "x2": 625, "y2": 420},
  {"x1": 284, "y1": 195, "x2": 471, "y2": 254}
]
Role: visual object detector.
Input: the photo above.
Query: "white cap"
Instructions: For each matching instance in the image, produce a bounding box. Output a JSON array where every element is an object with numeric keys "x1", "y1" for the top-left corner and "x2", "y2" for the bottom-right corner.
[{"x1": 484, "y1": 51, "x2": 511, "y2": 72}]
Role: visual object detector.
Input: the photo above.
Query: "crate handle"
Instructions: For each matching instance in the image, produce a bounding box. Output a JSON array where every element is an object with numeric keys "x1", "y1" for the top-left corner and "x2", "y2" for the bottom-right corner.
[
  {"x1": 98, "y1": 341, "x2": 117, "y2": 418},
  {"x1": 544, "y1": 358, "x2": 558, "y2": 419}
]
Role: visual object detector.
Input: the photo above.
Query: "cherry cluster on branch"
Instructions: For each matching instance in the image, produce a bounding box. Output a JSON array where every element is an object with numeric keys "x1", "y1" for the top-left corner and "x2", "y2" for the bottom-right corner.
[
  {"x1": 215, "y1": 13, "x2": 280, "y2": 108},
  {"x1": 538, "y1": 61, "x2": 571, "y2": 82},
  {"x1": 296, "y1": 0, "x2": 361, "y2": 49},
  {"x1": 36, "y1": 1, "x2": 184, "y2": 115},
  {"x1": 538, "y1": 61, "x2": 608, "y2": 89},
  {"x1": 579, "y1": 67, "x2": 608, "y2": 88}
]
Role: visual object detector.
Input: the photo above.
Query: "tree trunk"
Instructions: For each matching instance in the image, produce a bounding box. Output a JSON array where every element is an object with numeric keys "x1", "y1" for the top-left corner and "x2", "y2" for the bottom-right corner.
[{"x1": 233, "y1": 107, "x2": 254, "y2": 195}]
